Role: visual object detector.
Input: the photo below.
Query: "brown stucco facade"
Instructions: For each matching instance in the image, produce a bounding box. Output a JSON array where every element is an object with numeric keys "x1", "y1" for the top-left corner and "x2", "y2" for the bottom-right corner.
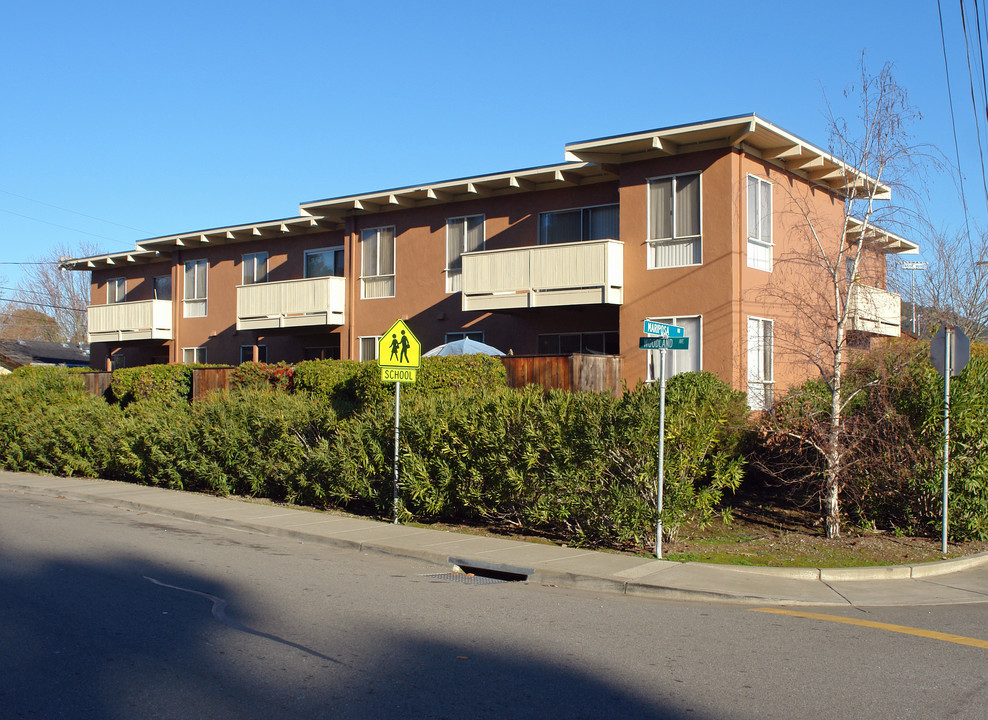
[{"x1": 72, "y1": 114, "x2": 916, "y2": 404}]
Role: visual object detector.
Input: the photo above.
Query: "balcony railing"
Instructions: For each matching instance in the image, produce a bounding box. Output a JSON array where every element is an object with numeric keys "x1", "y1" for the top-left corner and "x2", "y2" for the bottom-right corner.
[
  {"x1": 461, "y1": 239, "x2": 623, "y2": 312},
  {"x1": 88, "y1": 300, "x2": 173, "y2": 343},
  {"x1": 237, "y1": 276, "x2": 345, "y2": 331},
  {"x1": 848, "y1": 284, "x2": 901, "y2": 337}
]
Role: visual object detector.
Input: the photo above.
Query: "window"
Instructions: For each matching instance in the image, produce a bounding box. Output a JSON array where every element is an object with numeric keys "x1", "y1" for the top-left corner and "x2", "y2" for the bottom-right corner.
[
  {"x1": 645, "y1": 316, "x2": 701, "y2": 381},
  {"x1": 109, "y1": 352, "x2": 126, "y2": 370},
  {"x1": 539, "y1": 204, "x2": 619, "y2": 245},
  {"x1": 359, "y1": 336, "x2": 381, "y2": 361},
  {"x1": 648, "y1": 173, "x2": 701, "y2": 268},
  {"x1": 747, "y1": 175, "x2": 773, "y2": 271},
  {"x1": 747, "y1": 317, "x2": 774, "y2": 411},
  {"x1": 242, "y1": 252, "x2": 268, "y2": 285},
  {"x1": 183, "y1": 347, "x2": 207, "y2": 364},
  {"x1": 304, "y1": 343, "x2": 341, "y2": 361},
  {"x1": 183, "y1": 259, "x2": 207, "y2": 317},
  {"x1": 108, "y1": 278, "x2": 126, "y2": 304},
  {"x1": 360, "y1": 227, "x2": 395, "y2": 298},
  {"x1": 538, "y1": 331, "x2": 619, "y2": 355},
  {"x1": 240, "y1": 345, "x2": 267, "y2": 364},
  {"x1": 446, "y1": 215, "x2": 484, "y2": 293},
  {"x1": 306, "y1": 246, "x2": 345, "y2": 278},
  {"x1": 446, "y1": 331, "x2": 485, "y2": 343},
  {"x1": 152, "y1": 275, "x2": 171, "y2": 300}
]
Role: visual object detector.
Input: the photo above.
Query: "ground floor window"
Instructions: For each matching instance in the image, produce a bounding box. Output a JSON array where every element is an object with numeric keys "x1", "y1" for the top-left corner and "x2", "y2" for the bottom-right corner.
[
  {"x1": 109, "y1": 352, "x2": 126, "y2": 370},
  {"x1": 240, "y1": 345, "x2": 268, "y2": 364},
  {"x1": 304, "y1": 344, "x2": 341, "y2": 361},
  {"x1": 359, "y1": 336, "x2": 381, "y2": 361},
  {"x1": 182, "y1": 347, "x2": 206, "y2": 364},
  {"x1": 645, "y1": 315, "x2": 701, "y2": 381},
  {"x1": 537, "y1": 331, "x2": 618, "y2": 355},
  {"x1": 747, "y1": 317, "x2": 774, "y2": 411}
]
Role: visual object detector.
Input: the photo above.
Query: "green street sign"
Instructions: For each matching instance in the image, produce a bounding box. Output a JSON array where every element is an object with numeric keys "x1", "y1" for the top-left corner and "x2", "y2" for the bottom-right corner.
[{"x1": 639, "y1": 336, "x2": 689, "y2": 351}]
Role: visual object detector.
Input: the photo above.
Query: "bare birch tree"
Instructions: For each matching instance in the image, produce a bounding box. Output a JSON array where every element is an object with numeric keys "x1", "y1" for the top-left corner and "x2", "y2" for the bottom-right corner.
[
  {"x1": 757, "y1": 58, "x2": 929, "y2": 538},
  {"x1": 1, "y1": 242, "x2": 97, "y2": 344}
]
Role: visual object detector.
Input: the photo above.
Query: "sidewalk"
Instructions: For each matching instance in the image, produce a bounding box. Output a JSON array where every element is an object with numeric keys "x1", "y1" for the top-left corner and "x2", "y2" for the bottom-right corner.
[{"x1": 4, "y1": 470, "x2": 988, "y2": 607}]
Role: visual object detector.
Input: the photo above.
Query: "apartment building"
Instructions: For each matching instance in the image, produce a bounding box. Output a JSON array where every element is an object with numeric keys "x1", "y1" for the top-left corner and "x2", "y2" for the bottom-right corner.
[{"x1": 64, "y1": 114, "x2": 918, "y2": 407}]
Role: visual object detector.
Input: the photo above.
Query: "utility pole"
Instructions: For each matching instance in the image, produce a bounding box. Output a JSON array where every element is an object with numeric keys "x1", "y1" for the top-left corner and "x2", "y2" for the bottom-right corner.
[{"x1": 900, "y1": 261, "x2": 927, "y2": 335}]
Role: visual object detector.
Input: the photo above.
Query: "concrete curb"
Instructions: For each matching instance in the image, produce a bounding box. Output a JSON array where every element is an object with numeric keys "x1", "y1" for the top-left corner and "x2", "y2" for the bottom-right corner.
[{"x1": 5, "y1": 472, "x2": 988, "y2": 606}]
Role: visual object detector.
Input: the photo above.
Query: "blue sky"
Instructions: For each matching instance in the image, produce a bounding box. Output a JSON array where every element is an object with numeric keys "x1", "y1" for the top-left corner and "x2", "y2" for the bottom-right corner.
[{"x1": 1, "y1": 0, "x2": 984, "y2": 292}]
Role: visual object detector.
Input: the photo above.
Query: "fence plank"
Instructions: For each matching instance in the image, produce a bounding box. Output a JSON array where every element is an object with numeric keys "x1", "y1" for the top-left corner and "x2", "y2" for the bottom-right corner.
[{"x1": 501, "y1": 354, "x2": 621, "y2": 395}]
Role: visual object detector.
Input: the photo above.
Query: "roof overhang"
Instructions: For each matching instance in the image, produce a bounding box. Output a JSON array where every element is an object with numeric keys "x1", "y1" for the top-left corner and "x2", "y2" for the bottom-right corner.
[
  {"x1": 565, "y1": 114, "x2": 891, "y2": 201},
  {"x1": 846, "y1": 217, "x2": 919, "y2": 254},
  {"x1": 299, "y1": 161, "x2": 616, "y2": 218},
  {"x1": 61, "y1": 215, "x2": 337, "y2": 271}
]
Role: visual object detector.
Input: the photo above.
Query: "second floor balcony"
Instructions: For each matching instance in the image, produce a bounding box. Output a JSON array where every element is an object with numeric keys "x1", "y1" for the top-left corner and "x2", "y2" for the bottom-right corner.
[
  {"x1": 237, "y1": 276, "x2": 346, "y2": 331},
  {"x1": 848, "y1": 284, "x2": 901, "y2": 337},
  {"x1": 88, "y1": 300, "x2": 173, "y2": 343},
  {"x1": 461, "y1": 239, "x2": 623, "y2": 312}
]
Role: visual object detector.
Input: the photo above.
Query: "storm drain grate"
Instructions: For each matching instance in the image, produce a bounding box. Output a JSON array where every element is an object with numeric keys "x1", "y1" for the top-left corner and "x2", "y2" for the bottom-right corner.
[{"x1": 422, "y1": 572, "x2": 508, "y2": 585}]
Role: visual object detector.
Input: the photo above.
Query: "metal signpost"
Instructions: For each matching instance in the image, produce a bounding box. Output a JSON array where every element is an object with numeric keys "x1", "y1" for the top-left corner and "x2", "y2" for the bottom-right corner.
[
  {"x1": 641, "y1": 320, "x2": 688, "y2": 558},
  {"x1": 378, "y1": 320, "x2": 421, "y2": 524},
  {"x1": 930, "y1": 326, "x2": 971, "y2": 552}
]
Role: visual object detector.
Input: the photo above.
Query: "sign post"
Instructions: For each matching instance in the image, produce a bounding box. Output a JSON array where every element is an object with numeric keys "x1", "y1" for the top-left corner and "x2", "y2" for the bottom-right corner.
[
  {"x1": 930, "y1": 326, "x2": 970, "y2": 552},
  {"x1": 378, "y1": 320, "x2": 421, "y2": 524},
  {"x1": 641, "y1": 320, "x2": 688, "y2": 559}
]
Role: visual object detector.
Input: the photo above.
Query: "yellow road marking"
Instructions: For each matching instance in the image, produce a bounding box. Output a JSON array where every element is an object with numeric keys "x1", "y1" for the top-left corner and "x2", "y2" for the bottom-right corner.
[{"x1": 751, "y1": 608, "x2": 988, "y2": 650}]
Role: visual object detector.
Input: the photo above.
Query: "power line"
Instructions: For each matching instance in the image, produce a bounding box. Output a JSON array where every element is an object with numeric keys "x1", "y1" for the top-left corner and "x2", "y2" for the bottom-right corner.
[
  {"x1": 960, "y1": 0, "x2": 988, "y2": 213},
  {"x1": 940, "y1": 0, "x2": 975, "y2": 244},
  {"x1": 0, "y1": 188, "x2": 150, "y2": 235},
  {"x1": 0, "y1": 296, "x2": 84, "y2": 313},
  {"x1": 0, "y1": 206, "x2": 124, "y2": 244}
]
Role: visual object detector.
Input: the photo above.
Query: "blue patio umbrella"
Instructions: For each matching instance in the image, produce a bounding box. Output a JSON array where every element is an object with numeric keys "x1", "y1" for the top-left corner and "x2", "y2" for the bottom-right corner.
[{"x1": 422, "y1": 338, "x2": 506, "y2": 357}]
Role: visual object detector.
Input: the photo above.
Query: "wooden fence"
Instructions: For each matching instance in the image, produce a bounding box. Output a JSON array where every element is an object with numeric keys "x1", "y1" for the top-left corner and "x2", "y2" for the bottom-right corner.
[
  {"x1": 501, "y1": 354, "x2": 622, "y2": 396},
  {"x1": 191, "y1": 367, "x2": 234, "y2": 401},
  {"x1": 83, "y1": 371, "x2": 114, "y2": 399},
  {"x1": 84, "y1": 355, "x2": 623, "y2": 401}
]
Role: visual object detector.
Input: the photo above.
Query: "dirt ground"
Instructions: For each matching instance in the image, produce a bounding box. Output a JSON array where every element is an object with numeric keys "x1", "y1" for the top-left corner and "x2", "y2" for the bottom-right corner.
[{"x1": 658, "y1": 502, "x2": 988, "y2": 567}]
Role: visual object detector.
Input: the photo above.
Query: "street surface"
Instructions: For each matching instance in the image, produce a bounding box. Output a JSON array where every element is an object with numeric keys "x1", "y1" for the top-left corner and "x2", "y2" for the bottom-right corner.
[{"x1": 2, "y1": 490, "x2": 987, "y2": 719}]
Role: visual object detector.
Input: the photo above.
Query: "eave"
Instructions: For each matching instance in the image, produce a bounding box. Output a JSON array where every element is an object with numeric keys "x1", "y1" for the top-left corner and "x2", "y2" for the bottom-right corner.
[
  {"x1": 299, "y1": 162, "x2": 617, "y2": 217},
  {"x1": 565, "y1": 114, "x2": 892, "y2": 201}
]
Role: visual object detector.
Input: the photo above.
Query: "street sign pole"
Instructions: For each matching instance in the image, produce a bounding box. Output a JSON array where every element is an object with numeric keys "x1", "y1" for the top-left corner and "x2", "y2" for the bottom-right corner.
[
  {"x1": 941, "y1": 331, "x2": 951, "y2": 552},
  {"x1": 656, "y1": 347, "x2": 667, "y2": 559},
  {"x1": 393, "y1": 380, "x2": 401, "y2": 525}
]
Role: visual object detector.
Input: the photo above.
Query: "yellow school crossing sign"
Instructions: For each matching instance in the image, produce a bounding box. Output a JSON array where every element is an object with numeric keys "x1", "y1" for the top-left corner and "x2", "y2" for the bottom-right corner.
[{"x1": 379, "y1": 319, "x2": 421, "y2": 383}]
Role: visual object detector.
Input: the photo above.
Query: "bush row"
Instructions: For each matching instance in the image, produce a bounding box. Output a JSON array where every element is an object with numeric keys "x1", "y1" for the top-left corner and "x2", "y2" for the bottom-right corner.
[
  {"x1": 0, "y1": 366, "x2": 744, "y2": 549},
  {"x1": 753, "y1": 338, "x2": 988, "y2": 541}
]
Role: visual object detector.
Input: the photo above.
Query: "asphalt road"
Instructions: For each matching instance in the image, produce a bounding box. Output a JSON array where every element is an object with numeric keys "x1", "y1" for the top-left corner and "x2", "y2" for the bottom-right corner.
[{"x1": 2, "y1": 490, "x2": 987, "y2": 719}]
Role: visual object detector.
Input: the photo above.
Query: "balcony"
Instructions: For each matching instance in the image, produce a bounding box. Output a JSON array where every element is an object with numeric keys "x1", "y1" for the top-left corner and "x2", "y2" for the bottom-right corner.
[
  {"x1": 461, "y1": 239, "x2": 623, "y2": 312},
  {"x1": 848, "y1": 284, "x2": 901, "y2": 337},
  {"x1": 237, "y1": 276, "x2": 345, "y2": 331},
  {"x1": 88, "y1": 300, "x2": 173, "y2": 343}
]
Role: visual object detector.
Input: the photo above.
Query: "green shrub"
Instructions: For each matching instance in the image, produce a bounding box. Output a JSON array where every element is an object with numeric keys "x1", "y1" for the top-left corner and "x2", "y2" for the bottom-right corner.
[
  {"x1": 186, "y1": 388, "x2": 338, "y2": 504},
  {"x1": 110, "y1": 364, "x2": 194, "y2": 405},
  {"x1": 0, "y1": 367, "x2": 121, "y2": 477},
  {"x1": 229, "y1": 362, "x2": 294, "y2": 392},
  {"x1": 414, "y1": 354, "x2": 507, "y2": 393}
]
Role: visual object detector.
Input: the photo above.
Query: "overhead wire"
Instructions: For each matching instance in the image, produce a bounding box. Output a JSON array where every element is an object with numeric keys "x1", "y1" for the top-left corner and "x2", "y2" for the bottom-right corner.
[
  {"x1": 960, "y1": 0, "x2": 988, "y2": 214},
  {"x1": 0, "y1": 188, "x2": 149, "y2": 235},
  {"x1": 939, "y1": 0, "x2": 975, "y2": 244}
]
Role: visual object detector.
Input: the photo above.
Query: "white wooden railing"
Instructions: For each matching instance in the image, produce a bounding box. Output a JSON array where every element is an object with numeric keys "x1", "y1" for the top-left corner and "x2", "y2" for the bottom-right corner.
[
  {"x1": 237, "y1": 276, "x2": 345, "y2": 330},
  {"x1": 848, "y1": 284, "x2": 901, "y2": 337},
  {"x1": 88, "y1": 300, "x2": 173, "y2": 343},
  {"x1": 461, "y1": 239, "x2": 623, "y2": 311}
]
